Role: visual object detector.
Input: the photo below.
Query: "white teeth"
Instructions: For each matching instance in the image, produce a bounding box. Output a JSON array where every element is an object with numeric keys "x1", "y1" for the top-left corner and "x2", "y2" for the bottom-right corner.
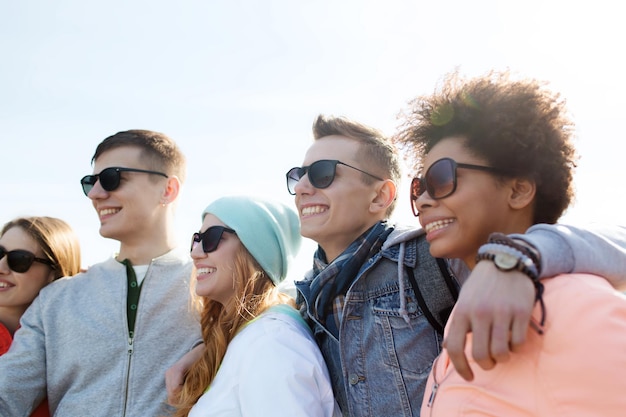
[
  {"x1": 100, "y1": 208, "x2": 119, "y2": 216},
  {"x1": 0, "y1": 282, "x2": 11, "y2": 288},
  {"x1": 197, "y1": 267, "x2": 216, "y2": 275},
  {"x1": 425, "y1": 219, "x2": 455, "y2": 233},
  {"x1": 301, "y1": 206, "x2": 327, "y2": 216}
]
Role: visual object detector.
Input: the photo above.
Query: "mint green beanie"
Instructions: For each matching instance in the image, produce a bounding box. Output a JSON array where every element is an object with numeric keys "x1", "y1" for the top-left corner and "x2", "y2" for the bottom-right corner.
[{"x1": 202, "y1": 195, "x2": 302, "y2": 285}]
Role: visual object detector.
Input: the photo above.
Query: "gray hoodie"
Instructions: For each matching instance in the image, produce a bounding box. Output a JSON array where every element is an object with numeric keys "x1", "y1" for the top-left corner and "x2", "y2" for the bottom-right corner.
[{"x1": 0, "y1": 248, "x2": 201, "y2": 417}]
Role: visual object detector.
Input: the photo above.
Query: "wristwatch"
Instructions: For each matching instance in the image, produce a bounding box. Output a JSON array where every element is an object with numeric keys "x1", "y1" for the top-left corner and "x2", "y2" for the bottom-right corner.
[
  {"x1": 475, "y1": 249, "x2": 539, "y2": 280},
  {"x1": 479, "y1": 251, "x2": 518, "y2": 271}
]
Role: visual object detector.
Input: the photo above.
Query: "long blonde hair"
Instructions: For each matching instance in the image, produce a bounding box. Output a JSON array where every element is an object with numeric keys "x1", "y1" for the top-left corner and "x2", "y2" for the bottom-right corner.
[{"x1": 172, "y1": 243, "x2": 293, "y2": 417}]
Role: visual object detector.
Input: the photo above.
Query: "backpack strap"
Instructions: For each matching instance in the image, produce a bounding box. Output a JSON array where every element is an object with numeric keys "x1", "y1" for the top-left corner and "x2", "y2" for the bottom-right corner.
[{"x1": 406, "y1": 236, "x2": 459, "y2": 335}]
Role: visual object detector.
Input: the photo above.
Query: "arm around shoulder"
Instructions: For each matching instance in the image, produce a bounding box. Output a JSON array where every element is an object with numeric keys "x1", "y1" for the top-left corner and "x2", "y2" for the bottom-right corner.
[{"x1": 513, "y1": 223, "x2": 626, "y2": 288}]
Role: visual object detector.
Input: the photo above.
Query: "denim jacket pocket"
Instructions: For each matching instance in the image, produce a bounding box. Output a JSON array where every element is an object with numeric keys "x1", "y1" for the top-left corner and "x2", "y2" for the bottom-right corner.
[{"x1": 371, "y1": 288, "x2": 442, "y2": 375}]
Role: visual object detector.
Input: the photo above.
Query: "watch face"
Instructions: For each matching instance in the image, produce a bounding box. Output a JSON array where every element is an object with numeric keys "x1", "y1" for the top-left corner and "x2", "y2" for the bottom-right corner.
[{"x1": 494, "y1": 252, "x2": 518, "y2": 270}]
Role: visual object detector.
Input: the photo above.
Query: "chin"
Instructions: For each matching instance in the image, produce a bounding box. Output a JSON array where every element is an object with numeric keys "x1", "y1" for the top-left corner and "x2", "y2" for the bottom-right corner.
[
  {"x1": 298, "y1": 226, "x2": 318, "y2": 242},
  {"x1": 99, "y1": 228, "x2": 125, "y2": 242},
  {"x1": 98, "y1": 227, "x2": 116, "y2": 240},
  {"x1": 428, "y1": 240, "x2": 456, "y2": 260},
  {"x1": 194, "y1": 285, "x2": 210, "y2": 298}
]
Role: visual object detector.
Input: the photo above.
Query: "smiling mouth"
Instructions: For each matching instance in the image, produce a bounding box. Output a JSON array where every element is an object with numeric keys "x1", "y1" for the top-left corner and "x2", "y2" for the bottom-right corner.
[
  {"x1": 425, "y1": 219, "x2": 455, "y2": 233},
  {"x1": 301, "y1": 205, "x2": 327, "y2": 216},
  {"x1": 99, "y1": 208, "x2": 120, "y2": 217},
  {"x1": 196, "y1": 267, "x2": 216, "y2": 275}
]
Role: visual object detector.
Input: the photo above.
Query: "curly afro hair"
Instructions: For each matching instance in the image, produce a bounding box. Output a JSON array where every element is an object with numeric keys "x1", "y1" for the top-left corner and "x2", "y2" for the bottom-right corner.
[{"x1": 393, "y1": 70, "x2": 578, "y2": 224}]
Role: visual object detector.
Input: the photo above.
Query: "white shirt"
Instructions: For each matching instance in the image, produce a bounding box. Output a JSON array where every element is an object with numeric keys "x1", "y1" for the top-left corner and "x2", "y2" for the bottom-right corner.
[{"x1": 189, "y1": 305, "x2": 340, "y2": 417}]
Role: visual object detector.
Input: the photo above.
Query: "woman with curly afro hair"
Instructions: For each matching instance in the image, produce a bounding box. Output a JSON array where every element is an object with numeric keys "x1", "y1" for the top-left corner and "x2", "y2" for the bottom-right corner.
[{"x1": 394, "y1": 70, "x2": 626, "y2": 416}]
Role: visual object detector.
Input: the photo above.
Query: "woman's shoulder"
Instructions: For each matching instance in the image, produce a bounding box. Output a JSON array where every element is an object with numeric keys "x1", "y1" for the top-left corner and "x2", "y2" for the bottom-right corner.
[
  {"x1": 540, "y1": 273, "x2": 626, "y2": 354},
  {"x1": 535, "y1": 274, "x2": 626, "y2": 413},
  {"x1": 542, "y1": 273, "x2": 624, "y2": 311},
  {"x1": 239, "y1": 305, "x2": 311, "y2": 341},
  {"x1": 228, "y1": 305, "x2": 317, "y2": 360}
]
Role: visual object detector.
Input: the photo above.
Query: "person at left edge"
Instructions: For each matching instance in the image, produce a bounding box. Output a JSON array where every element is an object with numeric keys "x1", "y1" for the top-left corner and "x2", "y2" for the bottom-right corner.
[{"x1": 0, "y1": 216, "x2": 82, "y2": 417}]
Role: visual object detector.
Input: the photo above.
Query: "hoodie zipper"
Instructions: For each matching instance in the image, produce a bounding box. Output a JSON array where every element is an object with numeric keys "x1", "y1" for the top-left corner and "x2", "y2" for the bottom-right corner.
[
  {"x1": 122, "y1": 334, "x2": 134, "y2": 415},
  {"x1": 121, "y1": 259, "x2": 143, "y2": 416},
  {"x1": 426, "y1": 355, "x2": 451, "y2": 415}
]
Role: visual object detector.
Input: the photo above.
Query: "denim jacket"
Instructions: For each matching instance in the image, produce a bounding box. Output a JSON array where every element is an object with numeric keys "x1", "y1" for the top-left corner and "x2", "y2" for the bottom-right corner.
[{"x1": 296, "y1": 226, "x2": 458, "y2": 417}]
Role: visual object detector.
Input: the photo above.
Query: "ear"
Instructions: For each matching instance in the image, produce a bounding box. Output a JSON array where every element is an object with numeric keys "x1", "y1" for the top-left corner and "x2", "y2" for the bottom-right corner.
[
  {"x1": 370, "y1": 179, "x2": 397, "y2": 215},
  {"x1": 508, "y1": 178, "x2": 535, "y2": 210},
  {"x1": 46, "y1": 268, "x2": 57, "y2": 283},
  {"x1": 161, "y1": 175, "x2": 181, "y2": 205}
]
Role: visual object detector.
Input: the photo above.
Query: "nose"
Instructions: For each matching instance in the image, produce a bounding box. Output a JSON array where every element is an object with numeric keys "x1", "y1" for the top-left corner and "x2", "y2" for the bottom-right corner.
[
  {"x1": 0, "y1": 255, "x2": 10, "y2": 275},
  {"x1": 87, "y1": 179, "x2": 108, "y2": 200},
  {"x1": 414, "y1": 190, "x2": 437, "y2": 217},
  {"x1": 190, "y1": 241, "x2": 206, "y2": 260},
  {"x1": 293, "y1": 172, "x2": 314, "y2": 196}
]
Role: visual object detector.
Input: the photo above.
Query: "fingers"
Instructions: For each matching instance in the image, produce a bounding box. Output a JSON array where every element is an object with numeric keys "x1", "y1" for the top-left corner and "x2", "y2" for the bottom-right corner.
[
  {"x1": 469, "y1": 311, "x2": 497, "y2": 372},
  {"x1": 165, "y1": 365, "x2": 185, "y2": 405},
  {"x1": 167, "y1": 386, "x2": 182, "y2": 406},
  {"x1": 445, "y1": 263, "x2": 537, "y2": 379},
  {"x1": 488, "y1": 314, "x2": 513, "y2": 363},
  {"x1": 165, "y1": 342, "x2": 205, "y2": 405},
  {"x1": 443, "y1": 316, "x2": 474, "y2": 381},
  {"x1": 510, "y1": 304, "x2": 533, "y2": 352}
]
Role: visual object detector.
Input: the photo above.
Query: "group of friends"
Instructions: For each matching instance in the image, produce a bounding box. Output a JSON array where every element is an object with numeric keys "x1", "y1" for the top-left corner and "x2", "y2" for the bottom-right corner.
[{"x1": 1, "y1": 70, "x2": 626, "y2": 417}]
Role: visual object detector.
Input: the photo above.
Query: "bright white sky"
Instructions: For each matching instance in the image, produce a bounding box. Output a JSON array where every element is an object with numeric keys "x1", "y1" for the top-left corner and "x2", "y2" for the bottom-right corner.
[{"x1": 1, "y1": 0, "x2": 624, "y2": 278}]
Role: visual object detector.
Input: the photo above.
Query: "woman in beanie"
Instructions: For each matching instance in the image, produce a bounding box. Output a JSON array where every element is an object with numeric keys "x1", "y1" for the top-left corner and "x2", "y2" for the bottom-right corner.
[{"x1": 172, "y1": 195, "x2": 339, "y2": 417}]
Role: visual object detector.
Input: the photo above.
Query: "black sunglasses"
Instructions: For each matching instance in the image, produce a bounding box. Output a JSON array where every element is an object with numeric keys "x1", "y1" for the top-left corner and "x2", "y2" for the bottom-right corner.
[
  {"x1": 0, "y1": 246, "x2": 56, "y2": 273},
  {"x1": 286, "y1": 159, "x2": 384, "y2": 195},
  {"x1": 80, "y1": 167, "x2": 169, "y2": 196},
  {"x1": 191, "y1": 226, "x2": 237, "y2": 253},
  {"x1": 410, "y1": 157, "x2": 504, "y2": 216}
]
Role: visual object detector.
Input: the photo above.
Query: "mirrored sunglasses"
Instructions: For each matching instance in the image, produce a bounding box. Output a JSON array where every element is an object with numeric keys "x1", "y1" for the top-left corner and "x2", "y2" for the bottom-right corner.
[
  {"x1": 410, "y1": 157, "x2": 503, "y2": 216},
  {"x1": 80, "y1": 167, "x2": 168, "y2": 196},
  {"x1": 191, "y1": 226, "x2": 237, "y2": 253},
  {"x1": 285, "y1": 159, "x2": 384, "y2": 195},
  {"x1": 0, "y1": 246, "x2": 55, "y2": 273}
]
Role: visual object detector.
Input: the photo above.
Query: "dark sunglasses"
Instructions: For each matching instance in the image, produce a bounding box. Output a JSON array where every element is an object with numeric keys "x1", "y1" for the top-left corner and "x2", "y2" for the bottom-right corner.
[
  {"x1": 0, "y1": 246, "x2": 56, "y2": 273},
  {"x1": 286, "y1": 159, "x2": 384, "y2": 195},
  {"x1": 410, "y1": 157, "x2": 504, "y2": 216},
  {"x1": 80, "y1": 167, "x2": 169, "y2": 196},
  {"x1": 191, "y1": 226, "x2": 237, "y2": 253}
]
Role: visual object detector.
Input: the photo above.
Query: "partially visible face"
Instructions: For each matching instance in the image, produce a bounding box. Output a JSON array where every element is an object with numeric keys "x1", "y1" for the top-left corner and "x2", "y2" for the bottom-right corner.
[
  {"x1": 293, "y1": 136, "x2": 384, "y2": 261},
  {"x1": 416, "y1": 137, "x2": 514, "y2": 266},
  {"x1": 190, "y1": 214, "x2": 240, "y2": 305},
  {"x1": 87, "y1": 146, "x2": 168, "y2": 245},
  {"x1": 0, "y1": 227, "x2": 55, "y2": 313}
]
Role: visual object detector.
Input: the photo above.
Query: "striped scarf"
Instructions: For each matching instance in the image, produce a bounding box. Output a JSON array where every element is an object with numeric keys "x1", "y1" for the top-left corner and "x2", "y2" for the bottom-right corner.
[{"x1": 309, "y1": 220, "x2": 393, "y2": 338}]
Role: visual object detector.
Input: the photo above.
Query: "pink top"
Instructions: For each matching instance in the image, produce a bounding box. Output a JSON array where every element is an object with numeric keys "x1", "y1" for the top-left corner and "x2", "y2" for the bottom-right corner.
[
  {"x1": 422, "y1": 273, "x2": 626, "y2": 417},
  {"x1": 0, "y1": 322, "x2": 11, "y2": 355}
]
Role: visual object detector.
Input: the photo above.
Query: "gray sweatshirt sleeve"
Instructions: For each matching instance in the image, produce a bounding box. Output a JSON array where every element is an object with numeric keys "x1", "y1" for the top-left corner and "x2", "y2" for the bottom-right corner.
[
  {"x1": 510, "y1": 223, "x2": 626, "y2": 286},
  {"x1": 0, "y1": 295, "x2": 47, "y2": 416}
]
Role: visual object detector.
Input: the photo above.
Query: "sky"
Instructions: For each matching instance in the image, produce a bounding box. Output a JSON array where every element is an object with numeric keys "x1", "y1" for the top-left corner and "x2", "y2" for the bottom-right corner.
[{"x1": 1, "y1": 0, "x2": 624, "y2": 277}]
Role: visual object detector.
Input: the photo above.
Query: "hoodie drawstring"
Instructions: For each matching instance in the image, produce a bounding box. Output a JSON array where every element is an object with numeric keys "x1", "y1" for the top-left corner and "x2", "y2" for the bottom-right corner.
[{"x1": 397, "y1": 242, "x2": 411, "y2": 325}]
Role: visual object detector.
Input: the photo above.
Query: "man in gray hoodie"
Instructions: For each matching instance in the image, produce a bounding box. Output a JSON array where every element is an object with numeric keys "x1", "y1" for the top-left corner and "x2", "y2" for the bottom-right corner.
[{"x1": 0, "y1": 130, "x2": 201, "y2": 416}]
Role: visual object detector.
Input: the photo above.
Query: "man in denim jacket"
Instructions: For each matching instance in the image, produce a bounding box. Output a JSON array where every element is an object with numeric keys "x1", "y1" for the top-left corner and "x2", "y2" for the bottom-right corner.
[{"x1": 288, "y1": 115, "x2": 626, "y2": 416}]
